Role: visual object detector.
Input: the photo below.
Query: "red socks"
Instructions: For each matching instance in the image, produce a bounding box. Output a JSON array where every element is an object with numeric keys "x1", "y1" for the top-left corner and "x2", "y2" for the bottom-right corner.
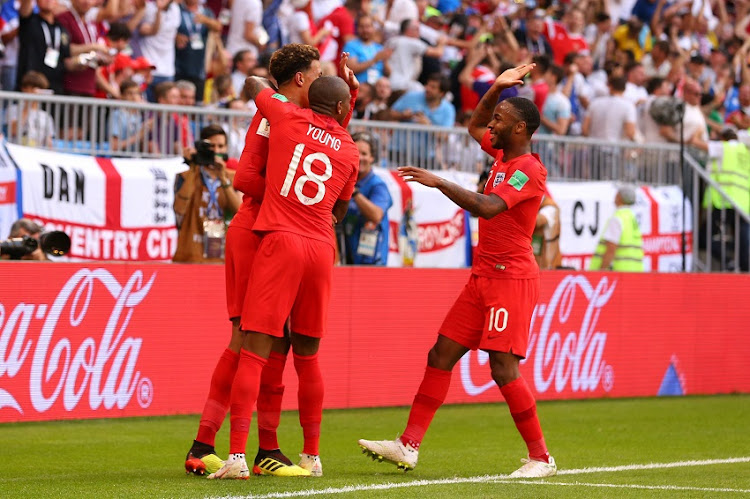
[
  {"x1": 500, "y1": 377, "x2": 549, "y2": 463},
  {"x1": 196, "y1": 348, "x2": 239, "y2": 447},
  {"x1": 400, "y1": 366, "x2": 452, "y2": 450},
  {"x1": 256, "y1": 351, "x2": 287, "y2": 450},
  {"x1": 228, "y1": 349, "x2": 267, "y2": 455},
  {"x1": 293, "y1": 352, "x2": 324, "y2": 455}
]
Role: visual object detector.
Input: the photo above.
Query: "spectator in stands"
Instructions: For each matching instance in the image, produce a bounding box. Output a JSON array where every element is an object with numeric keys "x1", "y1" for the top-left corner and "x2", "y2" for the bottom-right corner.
[
  {"x1": 17, "y1": 0, "x2": 85, "y2": 94},
  {"x1": 583, "y1": 75, "x2": 638, "y2": 142},
  {"x1": 639, "y1": 77, "x2": 675, "y2": 143},
  {"x1": 389, "y1": 72, "x2": 455, "y2": 166},
  {"x1": 726, "y1": 84, "x2": 750, "y2": 131},
  {"x1": 364, "y1": 75, "x2": 392, "y2": 119},
  {"x1": 209, "y1": 73, "x2": 235, "y2": 108},
  {"x1": 7, "y1": 71, "x2": 56, "y2": 148},
  {"x1": 96, "y1": 53, "x2": 135, "y2": 99},
  {"x1": 148, "y1": 80, "x2": 192, "y2": 155},
  {"x1": 176, "y1": 79, "x2": 197, "y2": 106},
  {"x1": 175, "y1": 0, "x2": 221, "y2": 102},
  {"x1": 4, "y1": 218, "x2": 47, "y2": 261},
  {"x1": 343, "y1": 14, "x2": 392, "y2": 85},
  {"x1": 386, "y1": 18, "x2": 444, "y2": 93},
  {"x1": 109, "y1": 79, "x2": 153, "y2": 152},
  {"x1": 352, "y1": 82, "x2": 373, "y2": 119},
  {"x1": 538, "y1": 65, "x2": 572, "y2": 136},
  {"x1": 173, "y1": 124, "x2": 241, "y2": 263},
  {"x1": 457, "y1": 44, "x2": 502, "y2": 114},
  {"x1": 343, "y1": 131, "x2": 393, "y2": 265},
  {"x1": 317, "y1": 0, "x2": 357, "y2": 68},
  {"x1": 223, "y1": 98, "x2": 249, "y2": 160},
  {"x1": 131, "y1": 55, "x2": 156, "y2": 94},
  {"x1": 680, "y1": 78, "x2": 709, "y2": 151},
  {"x1": 56, "y1": 0, "x2": 115, "y2": 97},
  {"x1": 1, "y1": 0, "x2": 22, "y2": 91},
  {"x1": 623, "y1": 61, "x2": 649, "y2": 106},
  {"x1": 230, "y1": 49, "x2": 257, "y2": 99},
  {"x1": 584, "y1": 12, "x2": 611, "y2": 70},
  {"x1": 285, "y1": 0, "x2": 330, "y2": 47},
  {"x1": 528, "y1": 54, "x2": 551, "y2": 111},
  {"x1": 225, "y1": 0, "x2": 265, "y2": 58},
  {"x1": 542, "y1": 6, "x2": 588, "y2": 66},
  {"x1": 642, "y1": 39, "x2": 671, "y2": 78},
  {"x1": 612, "y1": 16, "x2": 652, "y2": 62},
  {"x1": 140, "y1": 0, "x2": 181, "y2": 101},
  {"x1": 514, "y1": 8, "x2": 552, "y2": 57}
]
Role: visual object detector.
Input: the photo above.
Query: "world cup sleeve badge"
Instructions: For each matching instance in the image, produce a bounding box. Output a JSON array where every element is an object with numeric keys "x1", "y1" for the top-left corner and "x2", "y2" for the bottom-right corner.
[{"x1": 493, "y1": 171, "x2": 505, "y2": 188}]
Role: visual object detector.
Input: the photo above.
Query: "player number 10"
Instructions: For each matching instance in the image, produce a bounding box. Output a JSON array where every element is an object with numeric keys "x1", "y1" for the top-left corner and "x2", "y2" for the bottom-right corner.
[
  {"x1": 281, "y1": 143, "x2": 333, "y2": 206},
  {"x1": 488, "y1": 307, "x2": 508, "y2": 333}
]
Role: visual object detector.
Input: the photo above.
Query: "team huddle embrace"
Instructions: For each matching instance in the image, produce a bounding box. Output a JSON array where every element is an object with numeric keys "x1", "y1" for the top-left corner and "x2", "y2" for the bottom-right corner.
[{"x1": 185, "y1": 43, "x2": 557, "y2": 481}]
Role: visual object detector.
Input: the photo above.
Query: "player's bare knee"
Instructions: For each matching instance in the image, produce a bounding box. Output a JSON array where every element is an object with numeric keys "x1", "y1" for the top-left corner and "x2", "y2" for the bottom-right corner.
[
  {"x1": 291, "y1": 332, "x2": 320, "y2": 357},
  {"x1": 489, "y1": 355, "x2": 520, "y2": 387}
]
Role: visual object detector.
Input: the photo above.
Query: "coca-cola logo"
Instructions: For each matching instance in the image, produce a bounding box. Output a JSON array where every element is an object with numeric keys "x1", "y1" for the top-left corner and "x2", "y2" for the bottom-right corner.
[
  {"x1": 460, "y1": 274, "x2": 616, "y2": 396},
  {"x1": 0, "y1": 269, "x2": 155, "y2": 415}
]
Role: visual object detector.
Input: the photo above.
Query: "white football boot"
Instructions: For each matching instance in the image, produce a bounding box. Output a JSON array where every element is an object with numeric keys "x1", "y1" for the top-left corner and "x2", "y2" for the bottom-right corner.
[
  {"x1": 207, "y1": 453, "x2": 250, "y2": 480},
  {"x1": 298, "y1": 453, "x2": 323, "y2": 477},
  {"x1": 358, "y1": 438, "x2": 418, "y2": 471},
  {"x1": 509, "y1": 455, "x2": 557, "y2": 478}
]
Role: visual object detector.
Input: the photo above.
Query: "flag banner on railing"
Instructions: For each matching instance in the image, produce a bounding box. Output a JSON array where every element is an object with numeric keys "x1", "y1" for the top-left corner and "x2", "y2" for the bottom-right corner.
[
  {"x1": 0, "y1": 142, "x2": 18, "y2": 239},
  {"x1": 546, "y1": 181, "x2": 693, "y2": 271},
  {"x1": 5, "y1": 143, "x2": 187, "y2": 261},
  {"x1": 1, "y1": 264, "x2": 748, "y2": 423}
]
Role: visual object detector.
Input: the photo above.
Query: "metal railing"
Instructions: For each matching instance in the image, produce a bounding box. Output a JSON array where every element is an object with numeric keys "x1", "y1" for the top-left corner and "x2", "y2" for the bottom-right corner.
[{"x1": 0, "y1": 91, "x2": 747, "y2": 272}]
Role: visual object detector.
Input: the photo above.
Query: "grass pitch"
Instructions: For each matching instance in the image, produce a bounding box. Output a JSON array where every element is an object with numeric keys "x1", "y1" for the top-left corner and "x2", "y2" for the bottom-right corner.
[{"x1": 3, "y1": 395, "x2": 749, "y2": 498}]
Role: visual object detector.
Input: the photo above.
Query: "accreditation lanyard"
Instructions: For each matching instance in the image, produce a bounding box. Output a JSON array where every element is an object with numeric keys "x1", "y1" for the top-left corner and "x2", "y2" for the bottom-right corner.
[
  {"x1": 70, "y1": 8, "x2": 96, "y2": 44},
  {"x1": 41, "y1": 22, "x2": 61, "y2": 51},
  {"x1": 200, "y1": 168, "x2": 223, "y2": 220},
  {"x1": 182, "y1": 8, "x2": 202, "y2": 35}
]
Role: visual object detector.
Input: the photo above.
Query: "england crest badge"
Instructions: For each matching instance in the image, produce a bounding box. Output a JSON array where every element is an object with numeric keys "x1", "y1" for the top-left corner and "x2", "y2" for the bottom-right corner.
[{"x1": 493, "y1": 171, "x2": 506, "y2": 188}]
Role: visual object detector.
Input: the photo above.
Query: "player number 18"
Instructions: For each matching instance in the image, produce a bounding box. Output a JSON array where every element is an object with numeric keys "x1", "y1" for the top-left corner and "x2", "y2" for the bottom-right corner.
[
  {"x1": 488, "y1": 307, "x2": 508, "y2": 333},
  {"x1": 281, "y1": 143, "x2": 333, "y2": 206}
]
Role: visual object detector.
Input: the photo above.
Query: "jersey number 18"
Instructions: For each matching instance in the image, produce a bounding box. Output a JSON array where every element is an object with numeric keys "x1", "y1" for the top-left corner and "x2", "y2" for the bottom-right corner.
[{"x1": 281, "y1": 143, "x2": 333, "y2": 206}]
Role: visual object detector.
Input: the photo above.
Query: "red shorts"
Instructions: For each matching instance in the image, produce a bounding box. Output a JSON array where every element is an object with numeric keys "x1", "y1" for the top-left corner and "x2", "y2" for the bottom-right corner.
[
  {"x1": 225, "y1": 224, "x2": 261, "y2": 320},
  {"x1": 242, "y1": 231, "x2": 334, "y2": 338},
  {"x1": 439, "y1": 274, "x2": 540, "y2": 357}
]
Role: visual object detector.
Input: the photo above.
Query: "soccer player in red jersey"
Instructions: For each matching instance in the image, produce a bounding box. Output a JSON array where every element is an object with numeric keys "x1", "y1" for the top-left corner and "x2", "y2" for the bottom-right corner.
[
  {"x1": 358, "y1": 63, "x2": 558, "y2": 478},
  {"x1": 208, "y1": 74, "x2": 359, "y2": 480},
  {"x1": 185, "y1": 46, "x2": 357, "y2": 478}
]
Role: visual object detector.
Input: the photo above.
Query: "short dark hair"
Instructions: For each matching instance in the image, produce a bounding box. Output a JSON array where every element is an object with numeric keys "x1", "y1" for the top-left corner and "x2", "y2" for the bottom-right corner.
[
  {"x1": 400, "y1": 18, "x2": 412, "y2": 34},
  {"x1": 20, "y1": 71, "x2": 49, "y2": 90},
  {"x1": 608, "y1": 75, "x2": 627, "y2": 92},
  {"x1": 646, "y1": 77, "x2": 665, "y2": 95},
  {"x1": 120, "y1": 79, "x2": 140, "y2": 95},
  {"x1": 506, "y1": 97, "x2": 540, "y2": 136},
  {"x1": 426, "y1": 73, "x2": 451, "y2": 93},
  {"x1": 625, "y1": 61, "x2": 642, "y2": 74},
  {"x1": 532, "y1": 54, "x2": 551, "y2": 72},
  {"x1": 107, "y1": 22, "x2": 132, "y2": 41},
  {"x1": 199, "y1": 124, "x2": 227, "y2": 141},
  {"x1": 9, "y1": 218, "x2": 42, "y2": 238},
  {"x1": 653, "y1": 40, "x2": 670, "y2": 54},
  {"x1": 269, "y1": 44, "x2": 320, "y2": 86},
  {"x1": 232, "y1": 50, "x2": 252, "y2": 71},
  {"x1": 154, "y1": 81, "x2": 176, "y2": 102},
  {"x1": 563, "y1": 51, "x2": 578, "y2": 66},
  {"x1": 548, "y1": 65, "x2": 565, "y2": 85}
]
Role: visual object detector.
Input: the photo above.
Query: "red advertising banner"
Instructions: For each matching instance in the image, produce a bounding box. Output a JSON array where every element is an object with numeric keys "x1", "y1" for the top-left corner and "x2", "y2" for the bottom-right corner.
[{"x1": 1, "y1": 264, "x2": 749, "y2": 423}]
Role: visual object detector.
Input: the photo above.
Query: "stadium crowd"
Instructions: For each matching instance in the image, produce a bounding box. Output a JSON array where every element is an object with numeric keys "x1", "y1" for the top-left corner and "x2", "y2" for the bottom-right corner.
[{"x1": 2, "y1": 0, "x2": 750, "y2": 155}]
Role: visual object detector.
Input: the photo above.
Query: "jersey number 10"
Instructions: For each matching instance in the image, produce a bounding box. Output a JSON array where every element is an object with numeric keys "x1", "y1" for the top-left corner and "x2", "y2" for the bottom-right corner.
[{"x1": 281, "y1": 143, "x2": 333, "y2": 206}]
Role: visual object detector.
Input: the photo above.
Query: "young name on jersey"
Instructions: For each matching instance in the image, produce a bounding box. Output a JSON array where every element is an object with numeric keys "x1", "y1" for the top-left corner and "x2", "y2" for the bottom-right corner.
[{"x1": 306, "y1": 124, "x2": 342, "y2": 151}]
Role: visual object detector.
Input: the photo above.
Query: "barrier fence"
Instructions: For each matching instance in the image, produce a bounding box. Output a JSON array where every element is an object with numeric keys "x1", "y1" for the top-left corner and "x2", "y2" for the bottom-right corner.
[
  {"x1": 1, "y1": 91, "x2": 748, "y2": 272},
  {"x1": 1, "y1": 263, "x2": 749, "y2": 423}
]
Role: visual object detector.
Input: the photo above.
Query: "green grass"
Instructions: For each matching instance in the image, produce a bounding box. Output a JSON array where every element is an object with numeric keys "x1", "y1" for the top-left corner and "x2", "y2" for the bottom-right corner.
[{"x1": 3, "y1": 395, "x2": 750, "y2": 498}]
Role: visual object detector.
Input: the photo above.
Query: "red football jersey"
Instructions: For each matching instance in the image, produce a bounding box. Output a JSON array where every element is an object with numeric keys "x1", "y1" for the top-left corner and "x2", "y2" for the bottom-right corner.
[
  {"x1": 231, "y1": 112, "x2": 269, "y2": 230},
  {"x1": 252, "y1": 88, "x2": 359, "y2": 246},
  {"x1": 474, "y1": 130, "x2": 547, "y2": 279}
]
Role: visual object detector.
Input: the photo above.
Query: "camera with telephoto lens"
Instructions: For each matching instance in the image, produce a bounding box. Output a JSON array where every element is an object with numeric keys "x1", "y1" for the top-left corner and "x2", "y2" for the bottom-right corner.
[
  {"x1": 0, "y1": 231, "x2": 71, "y2": 259},
  {"x1": 192, "y1": 140, "x2": 217, "y2": 167}
]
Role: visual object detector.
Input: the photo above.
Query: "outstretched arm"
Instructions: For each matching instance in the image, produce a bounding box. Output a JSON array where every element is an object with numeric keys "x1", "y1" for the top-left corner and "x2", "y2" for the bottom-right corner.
[
  {"x1": 467, "y1": 63, "x2": 535, "y2": 144},
  {"x1": 398, "y1": 166, "x2": 507, "y2": 219}
]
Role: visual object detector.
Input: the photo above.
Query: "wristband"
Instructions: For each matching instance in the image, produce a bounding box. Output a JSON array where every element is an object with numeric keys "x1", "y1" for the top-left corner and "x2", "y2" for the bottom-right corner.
[{"x1": 221, "y1": 182, "x2": 232, "y2": 189}]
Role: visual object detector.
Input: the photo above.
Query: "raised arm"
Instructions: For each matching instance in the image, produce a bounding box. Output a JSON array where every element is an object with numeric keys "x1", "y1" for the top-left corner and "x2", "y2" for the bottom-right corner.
[
  {"x1": 243, "y1": 76, "x2": 273, "y2": 101},
  {"x1": 467, "y1": 63, "x2": 535, "y2": 143}
]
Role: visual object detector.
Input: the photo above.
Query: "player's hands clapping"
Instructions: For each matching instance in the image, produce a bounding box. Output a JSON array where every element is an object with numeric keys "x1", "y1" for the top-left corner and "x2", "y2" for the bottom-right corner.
[
  {"x1": 398, "y1": 166, "x2": 444, "y2": 188},
  {"x1": 339, "y1": 52, "x2": 359, "y2": 91}
]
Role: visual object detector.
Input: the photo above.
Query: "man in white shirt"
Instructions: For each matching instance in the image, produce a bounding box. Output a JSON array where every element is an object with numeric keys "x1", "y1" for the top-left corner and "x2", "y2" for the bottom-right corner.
[
  {"x1": 226, "y1": 0, "x2": 265, "y2": 57},
  {"x1": 386, "y1": 19, "x2": 444, "y2": 93},
  {"x1": 140, "y1": 0, "x2": 181, "y2": 101},
  {"x1": 623, "y1": 61, "x2": 648, "y2": 106},
  {"x1": 583, "y1": 75, "x2": 638, "y2": 141}
]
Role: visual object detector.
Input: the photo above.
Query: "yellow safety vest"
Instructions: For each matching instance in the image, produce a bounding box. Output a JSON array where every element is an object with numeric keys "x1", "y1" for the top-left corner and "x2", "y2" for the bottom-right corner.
[
  {"x1": 589, "y1": 207, "x2": 644, "y2": 272},
  {"x1": 703, "y1": 142, "x2": 750, "y2": 213}
]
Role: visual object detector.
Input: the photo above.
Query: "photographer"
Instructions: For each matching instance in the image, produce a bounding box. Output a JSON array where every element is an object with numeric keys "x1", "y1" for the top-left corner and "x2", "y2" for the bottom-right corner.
[
  {"x1": 173, "y1": 125, "x2": 241, "y2": 263},
  {"x1": 343, "y1": 132, "x2": 393, "y2": 265},
  {"x1": 2, "y1": 218, "x2": 47, "y2": 261}
]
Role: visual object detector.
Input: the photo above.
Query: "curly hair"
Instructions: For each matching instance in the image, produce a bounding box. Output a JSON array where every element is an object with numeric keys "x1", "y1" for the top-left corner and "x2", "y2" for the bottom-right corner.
[{"x1": 269, "y1": 44, "x2": 320, "y2": 87}]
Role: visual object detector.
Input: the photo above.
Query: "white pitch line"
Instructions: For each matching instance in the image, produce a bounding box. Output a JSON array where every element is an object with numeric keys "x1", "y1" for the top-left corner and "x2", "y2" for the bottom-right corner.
[{"x1": 211, "y1": 456, "x2": 750, "y2": 499}]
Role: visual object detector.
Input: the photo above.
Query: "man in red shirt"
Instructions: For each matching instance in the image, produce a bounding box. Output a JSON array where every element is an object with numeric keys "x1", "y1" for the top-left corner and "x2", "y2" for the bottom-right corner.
[
  {"x1": 543, "y1": 7, "x2": 588, "y2": 66},
  {"x1": 207, "y1": 74, "x2": 359, "y2": 480},
  {"x1": 358, "y1": 63, "x2": 558, "y2": 479}
]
